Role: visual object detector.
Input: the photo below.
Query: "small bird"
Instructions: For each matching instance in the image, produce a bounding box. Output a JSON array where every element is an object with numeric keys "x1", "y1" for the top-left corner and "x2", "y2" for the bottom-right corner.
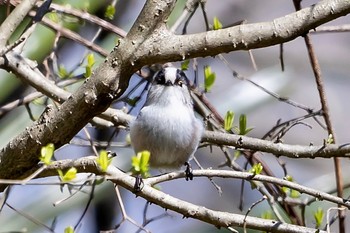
[{"x1": 130, "y1": 66, "x2": 204, "y2": 170}]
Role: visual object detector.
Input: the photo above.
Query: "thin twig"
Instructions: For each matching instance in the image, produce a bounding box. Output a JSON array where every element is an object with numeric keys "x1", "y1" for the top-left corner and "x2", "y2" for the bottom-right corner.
[
  {"x1": 192, "y1": 156, "x2": 223, "y2": 195},
  {"x1": 243, "y1": 196, "x2": 267, "y2": 233},
  {"x1": 292, "y1": 0, "x2": 344, "y2": 230},
  {"x1": 6, "y1": 203, "x2": 54, "y2": 232},
  {"x1": 313, "y1": 24, "x2": 350, "y2": 33},
  {"x1": 144, "y1": 169, "x2": 350, "y2": 209},
  {"x1": 74, "y1": 179, "x2": 96, "y2": 230}
]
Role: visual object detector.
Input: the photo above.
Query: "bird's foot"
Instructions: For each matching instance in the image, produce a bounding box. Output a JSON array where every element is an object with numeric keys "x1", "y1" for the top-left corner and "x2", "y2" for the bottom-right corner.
[
  {"x1": 184, "y1": 162, "x2": 193, "y2": 181},
  {"x1": 133, "y1": 174, "x2": 144, "y2": 192}
]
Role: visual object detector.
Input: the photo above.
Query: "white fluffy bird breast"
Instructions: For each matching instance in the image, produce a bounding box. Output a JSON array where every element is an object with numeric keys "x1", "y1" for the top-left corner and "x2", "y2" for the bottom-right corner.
[{"x1": 130, "y1": 67, "x2": 204, "y2": 169}]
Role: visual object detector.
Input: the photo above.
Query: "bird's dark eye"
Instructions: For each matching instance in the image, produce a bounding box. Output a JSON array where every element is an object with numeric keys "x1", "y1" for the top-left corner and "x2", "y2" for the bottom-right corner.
[
  {"x1": 175, "y1": 70, "x2": 188, "y2": 87},
  {"x1": 154, "y1": 70, "x2": 166, "y2": 85}
]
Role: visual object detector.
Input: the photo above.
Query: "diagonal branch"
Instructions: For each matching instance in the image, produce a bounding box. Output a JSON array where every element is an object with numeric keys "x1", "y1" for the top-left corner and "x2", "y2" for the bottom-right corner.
[
  {"x1": 0, "y1": 0, "x2": 177, "y2": 188},
  {"x1": 0, "y1": 157, "x2": 333, "y2": 232},
  {"x1": 0, "y1": 0, "x2": 349, "y2": 190},
  {"x1": 134, "y1": 0, "x2": 350, "y2": 66},
  {"x1": 0, "y1": 0, "x2": 38, "y2": 49},
  {"x1": 108, "y1": 167, "x2": 327, "y2": 233}
]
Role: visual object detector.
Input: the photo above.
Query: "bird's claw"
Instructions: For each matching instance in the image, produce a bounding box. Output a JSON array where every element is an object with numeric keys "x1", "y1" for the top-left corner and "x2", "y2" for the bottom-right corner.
[{"x1": 184, "y1": 162, "x2": 193, "y2": 181}]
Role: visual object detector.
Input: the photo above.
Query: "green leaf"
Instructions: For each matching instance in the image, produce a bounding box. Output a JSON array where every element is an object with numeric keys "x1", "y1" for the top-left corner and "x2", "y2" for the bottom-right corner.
[
  {"x1": 314, "y1": 207, "x2": 324, "y2": 228},
  {"x1": 84, "y1": 53, "x2": 95, "y2": 78},
  {"x1": 204, "y1": 66, "x2": 216, "y2": 92},
  {"x1": 39, "y1": 143, "x2": 55, "y2": 165},
  {"x1": 290, "y1": 189, "x2": 300, "y2": 198},
  {"x1": 96, "y1": 150, "x2": 112, "y2": 173},
  {"x1": 64, "y1": 226, "x2": 74, "y2": 233},
  {"x1": 213, "y1": 16, "x2": 222, "y2": 30},
  {"x1": 87, "y1": 53, "x2": 95, "y2": 67},
  {"x1": 85, "y1": 66, "x2": 91, "y2": 78},
  {"x1": 131, "y1": 151, "x2": 150, "y2": 178},
  {"x1": 326, "y1": 134, "x2": 334, "y2": 144},
  {"x1": 126, "y1": 97, "x2": 141, "y2": 107},
  {"x1": 140, "y1": 151, "x2": 150, "y2": 169},
  {"x1": 58, "y1": 167, "x2": 77, "y2": 182},
  {"x1": 58, "y1": 64, "x2": 69, "y2": 79},
  {"x1": 233, "y1": 150, "x2": 241, "y2": 160},
  {"x1": 282, "y1": 175, "x2": 300, "y2": 198},
  {"x1": 239, "y1": 114, "x2": 254, "y2": 135},
  {"x1": 249, "y1": 163, "x2": 263, "y2": 175},
  {"x1": 47, "y1": 12, "x2": 59, "y2": 23},
  {"x1": 284, "y1": 175, "x2": 294, "y2": 182},
  {"x1": 261, "y1": 211, "x2": 273, "y2": 220},
  {"x1": 281, "y1": 186, "x2": 289, "y2": 194},
  {"x1": 249, "y1": 182, "x2": 257, "y2": 190},
  {"x1": 224, "y1": 110, "x2": 235, "y2": 131},
  {"x1": 104, "y1": 4, "x2": 115, "y2": 20},
  {"x1": 131, "y1": 157, "x2": 140, "y2": 172},
  {"x1": 181, "y1": 60, "x2": 190, "y2": 70},
  {"x1": 32, "y1": 96, "x2": 45, "y2": 105}
]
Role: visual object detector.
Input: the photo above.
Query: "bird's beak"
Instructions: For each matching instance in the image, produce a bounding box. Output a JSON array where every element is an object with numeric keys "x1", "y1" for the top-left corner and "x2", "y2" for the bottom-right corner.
[{"x1": 165, "y1": 80, "x2": 173, "y2": 86}]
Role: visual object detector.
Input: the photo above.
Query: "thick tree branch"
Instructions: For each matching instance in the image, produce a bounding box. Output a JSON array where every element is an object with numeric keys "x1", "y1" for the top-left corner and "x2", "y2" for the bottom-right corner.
[
  {"x1": 0, "y1": 52, "x2": 132, "y2": 123},
  {"x1": 108, "y1": 167, "x2": 326, "y2": 233},
  {"x1": 134, "y1": 0, "x2": 350, "y2": 66},
  {"x1": 11, "y1": 157, "x2": 348, "y2": 210},
  {"x1": 3, "y1": 52, "x2": 350, "y2": 160},
  {"x1": 0, "y1": 0, "x2": 177, "y2": 187},
  {"x1": 0, "y1": 0, "x2": 349, "y2": 190},
  {"x1": 4, "y1": 157, "x2": 333, "y2": 233},
  {"x1": 1, "y1": 0, "x2": 349, "y2": 231}
]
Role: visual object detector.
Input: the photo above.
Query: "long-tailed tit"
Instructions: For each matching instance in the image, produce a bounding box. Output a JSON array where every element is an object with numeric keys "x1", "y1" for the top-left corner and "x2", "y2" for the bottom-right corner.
[{"x1": 130, "y1": 67, "x2": 204, "y2": 170}]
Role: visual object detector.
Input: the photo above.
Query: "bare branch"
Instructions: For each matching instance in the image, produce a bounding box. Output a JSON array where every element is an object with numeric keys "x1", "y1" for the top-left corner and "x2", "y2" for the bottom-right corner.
[
  {"x1": 5, "y1": 157, "x2": 348, "y2": 211},
  {"x1": 0, "y1": 0, "x2": 177, "y2": 189},
  {"x1": 313, "y1": 24, "x2": 350, "y2": 33},
  {"x1": 48, "y1": 2, "x2": 127, "y2": 37},
  {"x1": 107, "y1": 167, "x2": 327, "y2": 233},
  {"x1": 145, "y1": 170, "x2": 350, "y2": 209},
  {"x1": 0, "y1": 0, "x2": 38, "y2": 49},
  {"x1": 134, "y1": 0, "x2": 350, "y2": 66},
  {"x1": 0, "y1": 78, "x2": 79, "y2": 116},
  {"x1": 203, "y1": 131, "x2": 350, "y2": 159},
  {"x1": 36, "y1": 16, "x2": 109, "y2": 57},
  {"x1": 4, "y1": 157, "x2": 331, "y2": 233},
  {"x1": 0, "y1": 0, "x2": 349, "y2": 191}
]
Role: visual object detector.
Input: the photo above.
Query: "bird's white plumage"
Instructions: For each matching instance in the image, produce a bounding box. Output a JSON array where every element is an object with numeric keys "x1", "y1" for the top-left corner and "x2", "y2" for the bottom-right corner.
[
  {"x1": 163, "y1": 66, "x2": 177, "y2": 83},
  {"x1": 130, "y1": 67, "x2": 203, "y2": 169}
]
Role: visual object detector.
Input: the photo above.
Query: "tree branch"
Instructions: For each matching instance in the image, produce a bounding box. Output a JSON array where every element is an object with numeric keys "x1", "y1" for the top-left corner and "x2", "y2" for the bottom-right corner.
[
  {"x1": 0, "y1": 0, "x2": 38, "y2": 49},
  {"x1": 0, "y1": 0, "x2": 177, "y2": 189},
  {"x1": 0, "y1": 0, "x2": 349, "y2": 190},
  {"x1": 3, "y1": 51, "x2": 350, "y2": 160},
  {"x1": 134, "y1": 0, "x2": 350, "y2": 66},
  {"x1": 203, "y1": 131, "x2": 350, "y2": 159},
  {"x1": 11, "y1": 157, "x2": 348, "y2": 213},
  {"x1": 2, "y1": 157, "x2": 332, "y2": 233},
  {"x1": 108, "y1": 167, "x2": 326, "y2": 233},
  {"x1": 145, "y1": 170, "x2": 350, "y2": 209}
]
